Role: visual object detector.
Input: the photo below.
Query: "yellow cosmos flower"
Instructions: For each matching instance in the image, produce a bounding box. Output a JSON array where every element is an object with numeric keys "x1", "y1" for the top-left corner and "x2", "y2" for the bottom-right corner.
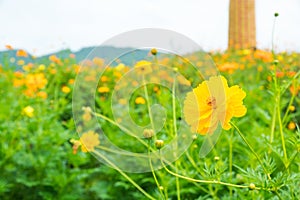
[
  {"x1": 135, "y1": 96, "x2": 146, "y2": 104},
  {"x1": 16, "y1": 49, "x2": 28, "y2": 57},
  {"x1": 23, "y1": 106, "x2": 34, "y2": 117},
  {"x1": 288, "y1": 122, "x2": 296, "y2": 130},
  {"x1": 134, "y1": 60, "x2": 152, "y2": 75},
  {"x1": 37, "y1": 91, "x2": 48, "y2": 99},
  {"x1": 62, "y1": 86, "x2": 71, "y2": 94},
  {"x1": 98, "y1": 86, "x2": 110, "y2": 93},
  {"x1": 80, "y1": 131, "x2": 100, "y2": 152},
  {"x1": 184, "y1": 76, "x2": 247, "y2": 135},
  {"x1": 38, "y1": 64, "x2": 46, "y2": 71}
]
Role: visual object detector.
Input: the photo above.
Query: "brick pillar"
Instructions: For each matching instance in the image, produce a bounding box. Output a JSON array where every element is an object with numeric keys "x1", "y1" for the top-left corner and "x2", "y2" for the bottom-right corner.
[{"x1": 228, "y1": 0, "x2": 256, "y2": 49}]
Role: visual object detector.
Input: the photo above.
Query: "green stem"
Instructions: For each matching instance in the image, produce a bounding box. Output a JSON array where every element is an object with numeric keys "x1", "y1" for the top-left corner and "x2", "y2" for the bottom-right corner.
[
  {"x1": 228, "y1": 129, "x2": 233, "y2": 197},
  {"x1": 185, "y1": 151, "x2": 202, "y2": 175},
  {"x1": 160, "y1": 153, "x2": 250, "y2": 189},
  {"x1": 94, "y1": 112, "x2": 175, "y2": 167},
  {"x1": 95, "y1": 145, "x2": 148, "y2": 158},
  {"x1": 230, "y1": 122, "x2": 271, "y2": 180},
  {"x1": 93, "y1": 112, "x2": 153, "y2": 151},
  {"x1": 143, "y1": 77, "x2": 155, "y2": 132},
  {"x1": 93, "y1": 151, "x2": 156, "y2": 200},
  {"x1": 276, "y1": 95, "x2": 288, "y2": 163},
  {"x1": 269, "y1": 105, "x2": 277, "y2": 147},
  {"x1": 148, "y1": 142, "x2": 165, "y2": 199},
  {"x1": 172, "y1": 77, "x2": 181, "y2": 200}
]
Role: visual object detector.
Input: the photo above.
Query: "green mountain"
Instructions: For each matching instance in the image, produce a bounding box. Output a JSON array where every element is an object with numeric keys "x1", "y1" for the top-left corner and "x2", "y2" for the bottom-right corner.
[{"x1": 0, "y1": 46, "x2": 152, "y2": 68}]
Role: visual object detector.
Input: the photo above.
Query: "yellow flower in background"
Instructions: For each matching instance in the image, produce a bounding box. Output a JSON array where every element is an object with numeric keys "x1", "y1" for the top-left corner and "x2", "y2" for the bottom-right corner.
[
  {"x1": 116, "y1": 63, "x2": 125, "y2": 71},
  {"x1": 38, "y1": 64, "x2": 46, "y2": 71},
  {"x1": 13, "y1": 79, "x2": 24, "y2": 87},
  {"x1": 25, "y1": 73, "x2": 48, "y2": 91},
  {"x1": 135, "y1": 96, "x2": 146, "y2": 104},
  {"x1": 70, "y1": 139, "x2": 81, "y2": 154},
  {"x1": 37, "y1": 91, "x2": 48, "y2": 99},
  {"x1": 49, "y1": 55, "x2": 61, "y2": 64},
  {"x1": 17, "y1": 60, "x2": 25, "y2": 66},
  {"x1": 16, "y1": 49, "x2": 28, "y2": 57},
  {"x1": 23, "y1": 64, "x2": 32, "y2": 71},
  {"x1": 23, "y1": 106, "x2": 34, "y2": 117},
  {"x1": 80, "y1": 131, "x2": 100, "y2": 152},
  {"x1": 93, "y1": 57, "x2": 104, "y2": 66},
  {"x1": 68, "y1": 79, "x2": 75, "y2": 85},
  {"x1": 62, "y1": 86, "x2": 71, "y2": 94},
  {"x1": 184, "y1": 76, "x2": 247, "y2": 135},
  {"x1": 100, "y1": 76, "x2": 109, "y2": 82},
  {"x1": 218, "y1": 62, "x2": 239, "y2": 74},
  {"x1": 98, "y1": 86, "x2": 110, "y2": 93},
  {"x1": 288, "y1": 122, "x2": 296, "y2": 130},
  {"x1": 134, "y1": 60, "x2": 152, "y2": 75},
  {"x1": 289, "y1": 105, "x2": 295, "y2": 112}
]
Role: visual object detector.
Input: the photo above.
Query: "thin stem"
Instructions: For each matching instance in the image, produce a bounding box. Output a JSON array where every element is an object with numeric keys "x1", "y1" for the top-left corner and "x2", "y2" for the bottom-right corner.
[
  {"x1": 143, "y1": 77, "x2": 155, "y2": 132},
  {"x1": 148, "y1": 142, "x2": 165, "y2": 199},
  {"x1": 172, "y1": 77, "x2": 181, "y2": 200},
  {"x1": 276, "y1": 95, "x2": 288, "y2": 163},
  {"x1": 185, "y1": 150, "x2": 202, "y2": 175},
  {"x1": 274, "y1": 190, "x2": 283, "y2": 200},
  {"x1": 95, "y1": 145, "x2": 148, "y2": 158},
  {"x1": 228, "y1": 129, "x2": 234, "y2": 197},
  {"x1": 269, "y1": 105, "x2": 277, "y2": 154},
  {"x1": 160, "y1": 152, "x2": 250, "y2": 189},
  {"x1": 93, "y1": 112, "x2": 152, "y2": 151},
  {"x1": 230, "y1": 122, "x2": 271, "y2": 180},
  {"x1": 94, "y1": 111, "x2": 175, "y2": 167},
  {"x1": 93, "y1": 151, "x2": 156, "y2": 200}
]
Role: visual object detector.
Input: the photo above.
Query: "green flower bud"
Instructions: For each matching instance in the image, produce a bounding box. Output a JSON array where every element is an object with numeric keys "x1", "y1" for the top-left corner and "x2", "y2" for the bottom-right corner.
[
  {"x1": 155, "y1": 140, "x2": 164, "y2": 149},
  {"x1": 249, "y1": 183, "x2": 256, "y2": 190},
  {"x1": 143, "y1": 129, "x2": 154, "y2": 139},
  {"x1": 151, "y1": 48, "x2": 157, "y2": 56}
]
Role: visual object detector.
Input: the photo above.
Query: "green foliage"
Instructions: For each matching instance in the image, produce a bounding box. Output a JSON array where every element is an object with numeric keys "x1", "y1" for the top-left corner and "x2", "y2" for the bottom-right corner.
[{"x1": 0, "y1": 49, "x2": 300, "y2": 199}]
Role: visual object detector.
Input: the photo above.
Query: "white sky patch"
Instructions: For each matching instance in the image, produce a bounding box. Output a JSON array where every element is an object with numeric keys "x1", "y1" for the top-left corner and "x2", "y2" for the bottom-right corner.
[{"x1": 0, "y1": 0, "x2": 299, "y2": 56}]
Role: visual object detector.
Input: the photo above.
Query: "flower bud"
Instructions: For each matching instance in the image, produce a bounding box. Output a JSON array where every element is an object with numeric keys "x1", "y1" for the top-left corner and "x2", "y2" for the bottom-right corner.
[
  {"x1": 273, "y1": 60, "x2": 279, "y2": 65},
  {"x1": 249, "y1": 183, "x2": 256, "y2": 190},
  {"x1": 151, "y1": 48, "x2": 157, "y2": 56},
  {"x1": 155, "y1": 140, "x2": 164, "y2": 149},
  {"x1": 274, "y1": 12, "x2": 279, "y2": 17},
  {"x1": 143, "y1": 129, "x2": 154, "y2": 139},
  {"x1": 192, "y1": 134, "x2": 197, "y2": 141}
]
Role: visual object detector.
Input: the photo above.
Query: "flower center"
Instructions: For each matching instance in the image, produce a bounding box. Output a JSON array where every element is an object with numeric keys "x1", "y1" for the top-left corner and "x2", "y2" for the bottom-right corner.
[{"x1": 206, "y1": 96, "x2": 217, "y2": 109}]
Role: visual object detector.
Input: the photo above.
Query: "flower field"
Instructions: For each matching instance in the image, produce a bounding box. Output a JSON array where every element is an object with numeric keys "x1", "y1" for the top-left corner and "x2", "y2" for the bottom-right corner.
[{"x1": 0, "y1": 48, "x2": 300, "y2": 199}]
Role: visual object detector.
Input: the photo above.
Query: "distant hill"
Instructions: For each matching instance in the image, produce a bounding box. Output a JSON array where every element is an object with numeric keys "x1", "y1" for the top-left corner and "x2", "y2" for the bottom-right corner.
[{"x1": 0, "y1": 46, "x2": 152, "y2": 68}]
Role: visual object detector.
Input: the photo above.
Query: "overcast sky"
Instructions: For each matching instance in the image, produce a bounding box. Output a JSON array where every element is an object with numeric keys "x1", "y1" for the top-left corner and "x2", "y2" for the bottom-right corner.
[{"x1": 0, "y1": 0, "x2": 299, "y2": 56}]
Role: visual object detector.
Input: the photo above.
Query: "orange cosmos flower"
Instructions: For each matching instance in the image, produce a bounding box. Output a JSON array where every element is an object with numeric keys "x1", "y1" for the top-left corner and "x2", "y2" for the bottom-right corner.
[
  {"x1": 16, "y1": 49, "x2": 28, "y2": 57},
  {"x1": 184, "y1": 75, "x2": 247, "y2": 135},
  {"x1": 218, "y1": 62, "x2": 239, "y2": 74},
  {"x1": 5, "y1": 45, "x2": 13, "y2": 50}
]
